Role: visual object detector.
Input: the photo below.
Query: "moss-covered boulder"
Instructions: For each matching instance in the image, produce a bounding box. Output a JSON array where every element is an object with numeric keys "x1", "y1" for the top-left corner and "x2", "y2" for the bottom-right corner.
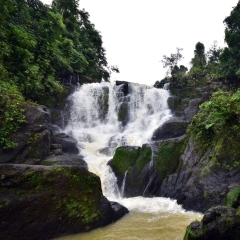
[
  {"x1": 108, "y1": 146, "x2": 141, "y2": 185},
  {"x1": 0, "y1": 164, "x2": 128, "y2": 240},
  {"x1": 108, "y1": 139, "x2": 185, "y2": 198},
  {"x1": 184, "y1": 206, "x2": 240, "y2": 240}
]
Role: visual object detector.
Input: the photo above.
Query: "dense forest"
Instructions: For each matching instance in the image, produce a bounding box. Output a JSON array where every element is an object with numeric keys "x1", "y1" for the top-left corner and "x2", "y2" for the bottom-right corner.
[{"x1": 0, "y1": 0, "x2": 118, "y2": 148}]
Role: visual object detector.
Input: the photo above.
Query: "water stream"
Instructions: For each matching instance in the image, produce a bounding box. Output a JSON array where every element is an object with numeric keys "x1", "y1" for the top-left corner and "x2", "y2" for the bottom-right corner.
[{"x1": 56, "y1": 82, "x2": 202, "y2": 239}]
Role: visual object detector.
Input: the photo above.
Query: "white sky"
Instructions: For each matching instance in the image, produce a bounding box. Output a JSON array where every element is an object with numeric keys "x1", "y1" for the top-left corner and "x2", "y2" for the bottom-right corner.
[{"x1": 41, "y1": 0, "x2": 238, "y2": 85}]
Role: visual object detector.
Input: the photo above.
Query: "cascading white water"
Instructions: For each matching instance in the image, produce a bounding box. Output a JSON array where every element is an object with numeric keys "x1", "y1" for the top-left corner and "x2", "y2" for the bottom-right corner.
[
  {"x1": 61, "y1": 82, "x2": 202, "y2": 240},
  {"x1": 64, "y1": 82, "x2": 172, "y2": 199}
]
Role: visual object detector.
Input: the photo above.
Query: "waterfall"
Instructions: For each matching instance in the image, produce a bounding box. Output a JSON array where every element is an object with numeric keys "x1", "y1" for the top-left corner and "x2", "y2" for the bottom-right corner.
[
  {"x1": 57, "y1": 82, "x2": 203, "y2": 240},
  {"x1": 121, "y1": 171, "x2": 128, "y2": 197},
  {"x1": 64, "y1": 82, "x2": 172, "y2": 200}
]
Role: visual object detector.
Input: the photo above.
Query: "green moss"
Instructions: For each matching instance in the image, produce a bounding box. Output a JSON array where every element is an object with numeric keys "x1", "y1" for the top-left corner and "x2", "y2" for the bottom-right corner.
[
  {"x1": 227, "y1": 188, "x2": 240, "y2": 207},
  {"x1": 203, "y1": 191, "x2": 208, "y2": 198},
  {"x1": 136, "y1": 144, "x2": 152, "y2": 170},
  {"x1": 155, "y1": 139, "x2": 185, "y2": 182},
  {"x1": 184, "y1": 224, "x2": 202, "y2": 240},
  {"x1": 118, "y1": 103, "x2": 128, "y2": 122},
  {"x1": 112, "y1": 147, "x2": 140, "y2": 175},
  {"x1": 103, "y1": 92, "x2": 109, "y2": 112},
  {"x1": 200, "y1": 162, "x2": 212, "y2": 178},
  {"x1": 236, "y1": 207, "x2": 240, "y2": 217}
]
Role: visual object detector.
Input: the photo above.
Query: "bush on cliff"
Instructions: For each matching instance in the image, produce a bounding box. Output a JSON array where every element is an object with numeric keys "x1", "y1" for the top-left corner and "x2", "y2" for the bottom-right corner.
[
  {"x1": 188, "y1": 89, "x2": 240, "y2": 168},
  {"x1": 0, "y1": 82, "x2": 26, "y2": 149}
]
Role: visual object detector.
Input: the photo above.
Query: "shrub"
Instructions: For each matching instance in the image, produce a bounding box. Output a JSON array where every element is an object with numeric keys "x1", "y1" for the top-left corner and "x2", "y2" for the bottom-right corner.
[{"x1": 0, "y1": 82, "x2": 26, "y2": 148}]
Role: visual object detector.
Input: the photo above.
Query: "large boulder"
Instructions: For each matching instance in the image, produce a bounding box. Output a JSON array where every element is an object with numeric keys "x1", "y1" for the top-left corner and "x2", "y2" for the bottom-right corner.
[
  {"x1": 151, "y1": 118, "x2": 189, "y2": 140},
  {"x1": 0, "y1": 164, "x2": 128, "y2": 240},
  {"x1": 184, "y1": 206, "x2": 240, "y2": 240}
]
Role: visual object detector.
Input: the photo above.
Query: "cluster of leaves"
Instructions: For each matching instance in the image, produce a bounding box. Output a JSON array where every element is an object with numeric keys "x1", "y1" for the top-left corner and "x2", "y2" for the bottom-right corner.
[
  {"x1": 0, "y1": 0, "x2": 111, "y2": 101},
  {"x1": 188, "y1": 90, "x2": 240, "y2": 154},
  {"x1": 0, "y1": 82, "x2": 26, "y2": 149}
]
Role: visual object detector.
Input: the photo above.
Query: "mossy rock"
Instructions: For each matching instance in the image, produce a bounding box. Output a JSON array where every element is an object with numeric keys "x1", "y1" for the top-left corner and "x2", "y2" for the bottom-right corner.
[
  {"x1": 0, "y1": 164, "x2": 128, "y2": 239},
  {"x1": 155, "y1": 138, "x2": 185, "y2": 182},
  {"x1": 184, "y1": 206, "x2": 240, "y2": 240},
  {"x1": 110, "y1": 146, "x2": 141, "y2": 176}
]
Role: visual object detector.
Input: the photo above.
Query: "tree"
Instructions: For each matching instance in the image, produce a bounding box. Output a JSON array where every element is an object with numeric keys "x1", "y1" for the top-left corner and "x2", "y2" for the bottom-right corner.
[
  {"x1": 161, "y1": 47, "x2": 183, "y2": 76},
  {"x1": 207, "y1": 41, "x2": 222, "y2": 63},
  {"x1": 219, "y1": 2, "x2": 240, "y2": 80},
  {"x1": 205, "y1": 41, "x2": 222, "y2": 81},
  {"x1": 191, "y1": 42, "x2": 206, "y2": 68}
]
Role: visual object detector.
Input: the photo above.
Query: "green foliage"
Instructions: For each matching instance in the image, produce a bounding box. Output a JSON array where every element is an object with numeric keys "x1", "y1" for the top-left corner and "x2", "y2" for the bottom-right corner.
[
  {"x1": 0, "y1": 0, "x2": 112, "y2": 102},
  {"x1": 183, "y1": 224, "x2": 204, "y2": 240},
  {"x1": 188, "y1": 90, "x2": 240, "y2": 146},
  {"x1": 227, "y1": 188, "x2": 240, "y2": 207},
  {"x1": 188, "y1": 90, "x2": 240, "y2": 167},
  {"x1": 136, "y1": 144, "x2": 152, "y2": 170},
  {"x1": 219, "y1": 2, "x2": 240, "y2": 81},
  {"x1": 161, "y1": 47, "x2": 184, "y2": 77},
  {"x1": 0, "y1": 82, "x2": 26, "y2": 149}
]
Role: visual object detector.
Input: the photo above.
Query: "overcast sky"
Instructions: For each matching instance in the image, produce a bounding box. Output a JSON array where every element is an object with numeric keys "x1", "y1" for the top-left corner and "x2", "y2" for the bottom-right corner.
[{"x1": 41, "y1": 0, "x2": 238, "y2": 85}]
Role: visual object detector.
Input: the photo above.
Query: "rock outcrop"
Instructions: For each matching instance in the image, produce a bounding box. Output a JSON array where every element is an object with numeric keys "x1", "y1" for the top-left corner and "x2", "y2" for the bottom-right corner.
[
  {"x1": 184, "y1": 206, "x2": 240, "y2": 240},
  {"x1": 0, "y1": 164, "x2": 128, "y2": 240},
  {"x1": 0, "y1": 104, "x2": 51, "y2": 164},
  {"x1": 108, "y1": 138, "x2": 185, "y2": 198}
]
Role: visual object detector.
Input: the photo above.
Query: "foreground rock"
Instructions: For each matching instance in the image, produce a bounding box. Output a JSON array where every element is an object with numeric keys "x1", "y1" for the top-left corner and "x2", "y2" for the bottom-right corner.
[
  {"x1": 184, "y1": 206, "x2": 240, "y2": 240},
  {"x1": 0, "y1": 164, "x2": 128, "y2": 240}
]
